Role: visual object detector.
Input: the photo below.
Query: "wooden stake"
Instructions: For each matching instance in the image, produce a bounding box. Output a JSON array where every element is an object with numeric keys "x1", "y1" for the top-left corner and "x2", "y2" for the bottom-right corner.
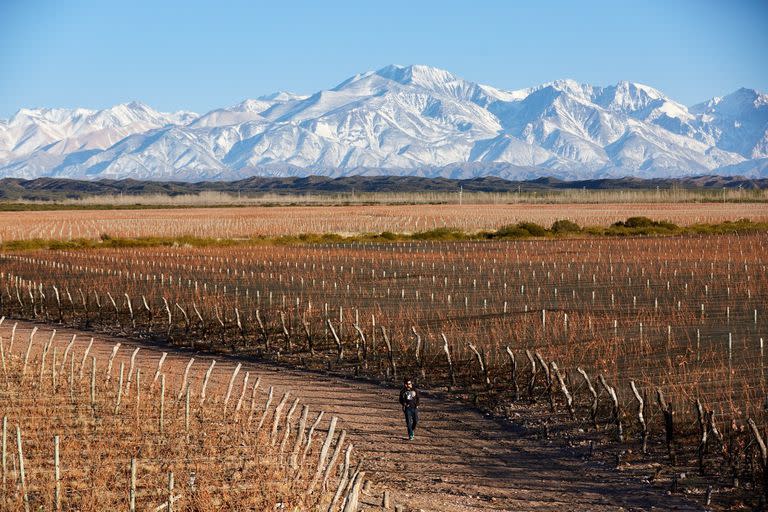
[
  {"x1": 105, "y1": 343, "x2": 121, "y2": 383},
  {"x1": 167, "y1": 471, "x2": 174, "y2": 512},
  {"x1": 79, "y1": 338, "x2": 93, "y2": 381},
  {"x1": 159, "y1": 374, "x2": 165, "y2": 434},
  {"x1": 152, "y1": 352, "x2": 168, "y2": 390},
  {"x1": 115, "y1": 362, "x2": 124, "y2": 414},
  {"x1": 16, "y1": 426, "x2": 29, "y2": 512},
  {"x1": 129, "y1": 457, "x2": 137, "y2": 512},
  {"x1": 90, "y1": 356, "x2": 97, "y2": 413},
  {"x1": 200, "y1": 360, "x2": 215, "y2": 404},
  {"x1": 1, "y1": 416, "x2": 6, "y2": 487},
  {"x1": 177, "y1": 358, "x2": 194, "y2": 400},
  {"x1": 223, "y1": 363, "x2": 242, "y2": 413},
  {"x1": 54, "y1": 435, "x2": 61, "y2": 511},
  {"x1": 271, "y1": 391, "x2": 291, "y2": 446}
]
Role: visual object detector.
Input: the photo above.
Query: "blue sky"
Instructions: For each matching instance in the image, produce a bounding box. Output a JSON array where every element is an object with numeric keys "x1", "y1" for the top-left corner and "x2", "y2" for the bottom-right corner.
[{"x1": 1, "y1": 0, "x2": 766, "y2": 118}]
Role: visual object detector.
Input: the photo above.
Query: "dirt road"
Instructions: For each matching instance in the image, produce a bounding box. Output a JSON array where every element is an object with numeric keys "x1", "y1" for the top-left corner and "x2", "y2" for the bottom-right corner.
[{"x1": 0, "y1": 320, "x2": 700, "y2": 511}]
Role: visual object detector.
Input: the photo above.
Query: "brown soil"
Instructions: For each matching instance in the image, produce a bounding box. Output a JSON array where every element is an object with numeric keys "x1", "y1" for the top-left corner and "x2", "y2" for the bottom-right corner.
[{"x1": 0, "y1": 320, "x2": 702, "y2": 511}]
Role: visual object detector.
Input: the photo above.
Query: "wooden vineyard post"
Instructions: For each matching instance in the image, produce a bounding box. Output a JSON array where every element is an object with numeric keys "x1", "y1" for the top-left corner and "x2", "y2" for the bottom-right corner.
[
  {"x1": 125, "y1": 347, "x2": 140, "y2": 396},
  {"x1": 291, "y1": 405, "x2": 309, "y2": 469},
  {"x1": 327, "y1": 319, "x2": 343, "y2": 363},
  {"x1": 302, "y1": 314, "x2": 314, "y2": 356},
  {"x1": 535, "y1": 352, "x2": 553, "y2": 410},
  {"x1": 440, "y1": 333, "x2": 456, "y2": 388},
  {"x1": 152, "y1": 352, "x2": 168, "y2": 390},
  {"x1": 235, "y1": 307, "x2": 245, "y2": 343},
  {"x1": 280, "y1": 311, "x2": 292, "y2": 351},
  {"x1": 505, "y1": 347, "x2": 519, "y2": 401},
  {"x1": 90, "y1": 357, "x2": 97, "y2": 414},
  {"x1": 341, "y1": 469, "x2": 365, "y2": 512},
  {"x1": 747, "y1": 418, "x2": 768, "y2": 504},
  {"x1": 411, "y1": 326, "x2": 424, "y2": 379},
  {"x1": 115, "y1": 362, "x2": 124, "y2": 415},
  {"x1": 200, "y1": 360, "x2": 216, "y2": 404},
  {"x1": 185, "y1": 385, "x2": 190, "y2": 438},
  {"x1": 54, "y1": 435, "x2": 61, "y2": 511},
  {"x1": 20, "y1": 326, "x2": 38, "y2": 383},
  {"x1": 105, "y1": 343, "x2": 121, "y2": 384},
  {"x1": 353, "y1": 324, "x2": 367, "y2": 370},
  {"x1": 321, "y1": 429, "x2": 347, "y2": 490},
  {"x1": 223, "y1": 363, "x2": 242, "y2": 413},
  {"x1": 327, "y1": 444, "x2": 354, "y2": 512},
  {"x1": 630, "y1": 381, "x2": 648, "y2": 454},
  {"x1": 598, "y1": 375, "x2": 623, "y2": 442},
  {"x1": 255, "y1": 310, "x2": 269, "y2": 350},
  {"x1": 300, "y1": 411, "x2": 325, "y2": 468},
  {"x1": 167, "y1": 471, "x2": 174, "y2": 512},
  {"x1": 270, "y1": 392, "x2": 291, "y2": 446},
  {"x1": 79, "y1": 338, "x2": 93, "y2": 381},
  {"x1": 159, "y1": 374, "x2": 166, "y2": 435},
  {"x1": 309, "y1": 416, "x2": 338, "y2": 493},
  {"x1": 577, "y1": 368, "x2": 598, "y2": 428},
  {"x1": 381, "y1": 326, "x2": 396, "y2": 380},
  {"x1": 142, "y1": 295, "x2": 153, "y2": 333},
  {"x1": 16, "y1": 426, "x2": 29, "y2": 512},
  {"x1": 163, "y1": 298, "x2": 172, "y2": 336},
  {"x1": 234, "y1": 371, "x2": 250, "y2": 419},
  {"x1": 129, "y1": 457, "x2": 137, "y2": 512},
  {"x1": 696, "y1": 399, "x2": 708, "y2": 473},
  {"x1": 468, "y1": 342, "x2": 490, "y2": 388},
  {"x1": 657, "y1": 388, "x2": 675, "y2": 464},
  {"x1": 1, "y1": 416, "x2": 5, "y2": 488},
  {"x1": 525, "y1": 350, "x2": 537, "y2": 401},
  {"x1": 257, "y1": 387, "x2": 275, "y2": 431},
  {"x1": 279, "y1": 398, "x2": 300, "y2": 459},
  {"x1": 135, "y1": 370, "x2": 141, "y2": 423},
  {"x1": 551, "y1": 362, "x2": 574, "y2": 419}
]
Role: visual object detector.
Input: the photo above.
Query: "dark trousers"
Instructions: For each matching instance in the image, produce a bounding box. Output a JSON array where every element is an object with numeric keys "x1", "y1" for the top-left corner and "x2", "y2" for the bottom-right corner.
[{"x1": 404, "y1": 407, "x2": 419, "y2": 437}]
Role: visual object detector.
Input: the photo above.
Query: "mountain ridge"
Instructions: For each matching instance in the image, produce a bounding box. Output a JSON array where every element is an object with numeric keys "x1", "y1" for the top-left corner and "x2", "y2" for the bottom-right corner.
[
  {"x1": 1, "y1": 64, "x2": 766, "y2": 181},
  {"x1": 1, "y1": 174, "x2": 766, "y2": 202}
]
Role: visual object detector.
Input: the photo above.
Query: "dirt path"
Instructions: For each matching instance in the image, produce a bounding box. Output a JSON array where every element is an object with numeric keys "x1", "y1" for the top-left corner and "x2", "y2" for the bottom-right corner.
[{"x1": 0, "y1": 321, "x2": 701, "y2": 512}]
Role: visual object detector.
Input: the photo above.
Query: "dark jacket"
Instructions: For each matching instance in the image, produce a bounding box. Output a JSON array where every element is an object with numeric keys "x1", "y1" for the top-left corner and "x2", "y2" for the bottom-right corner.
[{"x1": 399, "y1": 387, "x2": 420, "y2": 409}]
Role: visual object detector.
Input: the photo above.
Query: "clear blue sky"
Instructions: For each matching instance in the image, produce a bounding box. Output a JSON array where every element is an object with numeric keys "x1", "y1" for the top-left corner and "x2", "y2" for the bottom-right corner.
[{"x1": 1, "y1": 0, "x2": 766, "y2": 118}]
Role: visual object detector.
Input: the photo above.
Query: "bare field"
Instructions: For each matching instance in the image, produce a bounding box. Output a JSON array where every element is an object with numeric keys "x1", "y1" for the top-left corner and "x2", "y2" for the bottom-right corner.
[{"x1": 0, "y1": 202, "x2": 765, "y2": 241}]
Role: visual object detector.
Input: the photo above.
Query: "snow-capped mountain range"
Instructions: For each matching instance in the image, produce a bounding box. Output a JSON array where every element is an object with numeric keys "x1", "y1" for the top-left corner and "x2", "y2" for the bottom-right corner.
[{"x1": 2, "y1": 65, "x2": 767, "y2": 181}]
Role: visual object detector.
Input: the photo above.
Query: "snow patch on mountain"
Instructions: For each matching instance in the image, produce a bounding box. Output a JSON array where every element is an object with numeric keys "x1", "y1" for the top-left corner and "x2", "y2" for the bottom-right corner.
[{"x1": 1, "y1": 65, "x2": 766, "y2": 180}]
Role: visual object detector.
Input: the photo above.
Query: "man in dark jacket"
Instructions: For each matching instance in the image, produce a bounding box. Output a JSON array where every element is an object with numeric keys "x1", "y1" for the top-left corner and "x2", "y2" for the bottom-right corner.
[{"x1": 399, "y1": 378, "x2": 420, "y2": 440}]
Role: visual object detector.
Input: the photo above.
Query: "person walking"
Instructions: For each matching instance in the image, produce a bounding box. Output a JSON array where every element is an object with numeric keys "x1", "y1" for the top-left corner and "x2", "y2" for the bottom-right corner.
[{"x1": 399, "y1": 378, "x2": 420, "y2": 440}]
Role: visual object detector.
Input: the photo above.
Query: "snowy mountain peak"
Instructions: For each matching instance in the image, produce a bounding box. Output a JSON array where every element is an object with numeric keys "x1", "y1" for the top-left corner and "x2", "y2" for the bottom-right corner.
[
  {"x1": 375, "y1": 64, "x2": 459, "y2": 87},
  {"x1": 257, "y1": 91, "x2": 309, "y2": 102},
  {"x1": 1, "y1": 65, "x2": 766, "y2": 180}
]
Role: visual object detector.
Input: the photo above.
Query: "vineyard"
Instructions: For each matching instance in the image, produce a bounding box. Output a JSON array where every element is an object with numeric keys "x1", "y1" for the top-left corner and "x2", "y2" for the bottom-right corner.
[
  {"x1": 0, "y1": 202, "x2": 765, "y2": 242},
  {"x1": 0, "y1": 321, "x2": 383, "y2": 511},
  {"x1": 0, "y1": 210, "x2": 767, "y2": 508}
]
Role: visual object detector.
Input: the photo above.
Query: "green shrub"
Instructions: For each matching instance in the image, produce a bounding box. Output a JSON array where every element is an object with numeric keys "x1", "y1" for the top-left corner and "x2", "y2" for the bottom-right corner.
[
  {"x1": 516, "y1": 222, "x2": 548, "y2": 236},
  {"x1": 551, "y1": 219, "x2": 581, "y2": 234},
  {"x1": 494, "y1": 225, "x2": 531, "y2": 238}
]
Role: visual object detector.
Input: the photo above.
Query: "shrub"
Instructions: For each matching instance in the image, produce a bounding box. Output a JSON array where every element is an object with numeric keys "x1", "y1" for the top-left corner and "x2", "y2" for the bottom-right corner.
[
  {"x1": 495, "y1": 225, "x2": 531, "y2": 238},
  {"x1": 551, "y1": 219, "x2": 581, "y2": 234},
  {"x1": 516, "y1": 222, "x2": 548, "y2": 237}
]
